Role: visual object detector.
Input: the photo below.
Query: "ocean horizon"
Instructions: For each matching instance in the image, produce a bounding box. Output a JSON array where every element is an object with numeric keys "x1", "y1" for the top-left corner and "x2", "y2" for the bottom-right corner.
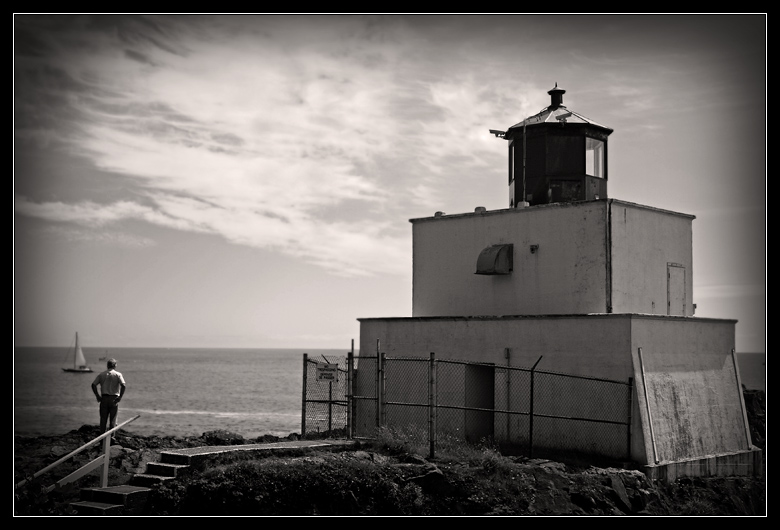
[
  {"x1": 14, "y1": 346, "x2": 347, "y2": 439},
  {"x1": 14, "y1": 346, "x2": 765, "y2": 440}
]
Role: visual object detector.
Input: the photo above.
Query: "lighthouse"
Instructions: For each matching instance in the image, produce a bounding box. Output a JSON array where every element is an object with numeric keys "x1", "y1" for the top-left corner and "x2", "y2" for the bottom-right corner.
[{"x1": 354, "y1": 85, "x2": 761, "y2": 481}]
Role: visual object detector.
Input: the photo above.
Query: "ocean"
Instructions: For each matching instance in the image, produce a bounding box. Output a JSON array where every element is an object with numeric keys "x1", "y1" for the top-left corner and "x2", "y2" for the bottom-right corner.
[
  {"x1": 737, "y1": 352, "x2": 766, "y2": 393},
  {"x1": 13, "y1": 347, "x2": 765, "y2": 439},
  {"x1": 13, "y1": 347, "x2": 346, "y2": 439}
]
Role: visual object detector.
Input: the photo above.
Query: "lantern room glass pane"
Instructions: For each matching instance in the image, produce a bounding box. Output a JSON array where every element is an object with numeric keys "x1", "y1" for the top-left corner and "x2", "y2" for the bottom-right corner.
[{"x1": 586, "y1": 137, "x2": 604, "y2": 178}]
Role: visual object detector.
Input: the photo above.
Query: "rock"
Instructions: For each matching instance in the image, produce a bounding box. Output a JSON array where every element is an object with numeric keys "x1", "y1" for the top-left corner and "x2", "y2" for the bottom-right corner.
[
  {"x1": 350, "y1": 450, "x2": 375, "y2": 461},
  {"x1": 609, "y1": 474, "x2": 633, "y2": 513},
  {"x1": 120, "y1": 448, "x2": 160, "y2": 474},
  {"x1": 537, "y1": 460, "x2": 568, "y2": 473},
  {"x1": 530, "y1": 468, "x2": 579, "y2": 515},
  {"x1": 255, "y1": 434, "x2": 281, "y2": 444},
  {"x1": 49, "y1": 445, "x2": 71, "y2": 458},
  {"x1": 405, "y1": 465, "x2": 450, "y2": 494},
  {"x1": 743, "y1": 389, "x2": 766, "y2": 449},
  {"x1": 201, "y1": 430, "x2": 244, "y2": 445},
  {"x1": 570, "y1": 487, "x2": 599, "y2": 512},
  {"x1": 398, "y1": 452, "x2": 429, "y2": 465}
]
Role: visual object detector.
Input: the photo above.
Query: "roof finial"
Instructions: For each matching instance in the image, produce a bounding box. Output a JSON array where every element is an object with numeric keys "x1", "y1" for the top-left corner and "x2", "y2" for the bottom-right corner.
[{"x1": 548, "y1": 83, "x2": 565, "y2": 108}]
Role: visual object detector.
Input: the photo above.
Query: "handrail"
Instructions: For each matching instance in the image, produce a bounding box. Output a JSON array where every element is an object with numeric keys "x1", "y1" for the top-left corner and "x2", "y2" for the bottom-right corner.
[{"x1": 15, "y1": 415, "x2": 140, "y2": 490}]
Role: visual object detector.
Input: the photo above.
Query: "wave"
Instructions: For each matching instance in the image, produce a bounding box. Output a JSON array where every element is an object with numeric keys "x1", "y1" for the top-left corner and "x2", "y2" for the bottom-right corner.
[{"x1": 125, "y1": 408, "x2": 299, "y2": 419}]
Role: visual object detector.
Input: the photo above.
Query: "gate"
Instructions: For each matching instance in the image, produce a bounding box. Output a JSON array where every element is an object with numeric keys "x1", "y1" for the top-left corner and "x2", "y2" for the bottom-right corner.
[{"x1": 301, "y1": 349, "x2": 351, "y2": 438}]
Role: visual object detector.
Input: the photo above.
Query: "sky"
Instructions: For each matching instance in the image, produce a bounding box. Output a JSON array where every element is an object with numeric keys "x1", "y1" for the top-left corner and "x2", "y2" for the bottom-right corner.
[{"x1": 13, "y1": 14, "x2": 766, "y2": 352}]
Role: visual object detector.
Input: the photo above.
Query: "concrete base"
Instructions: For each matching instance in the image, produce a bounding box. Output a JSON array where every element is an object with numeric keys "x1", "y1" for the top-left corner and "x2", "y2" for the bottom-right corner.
[{"x1": 643, "y1": 447, "x2": 763, "y2": 484}]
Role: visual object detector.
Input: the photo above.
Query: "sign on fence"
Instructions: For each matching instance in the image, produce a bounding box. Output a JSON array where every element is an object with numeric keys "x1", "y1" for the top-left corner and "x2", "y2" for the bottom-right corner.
[{"x1": 316, "y1": 363, "x2": 339, "y2": 382}]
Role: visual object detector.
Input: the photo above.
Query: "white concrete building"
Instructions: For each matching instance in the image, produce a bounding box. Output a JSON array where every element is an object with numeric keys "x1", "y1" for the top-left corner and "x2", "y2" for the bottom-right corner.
[{"x1": 355, "y1": 85, "x2": 761, "y2": 481}]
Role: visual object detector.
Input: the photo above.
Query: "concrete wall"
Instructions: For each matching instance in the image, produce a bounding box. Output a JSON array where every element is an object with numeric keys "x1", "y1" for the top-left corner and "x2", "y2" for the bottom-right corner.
[
  {"x1": 628, "y1": 316, "x2": 748, "y2": 466},
  {"x1": 610, "y1": 201, "x2": 694, "y2": 316},
  {"x1": 411, "y1": 202, "x2": 610, "y2": 317},
  {"x1": 410, "y1": 199, "x2": 694, "y2": 318},
  {"x1": 644, "y1": 449, "x2": 763, "y2": 483},
  {"x1": 357, "y1": 314, "x2": 745, "y2": 469},
  {"x1": 359, "y1": 314, "x2": 634, "y2": 380},
  {"x1": 356, "y1": 314, "x2": 639, "y2": 459}
]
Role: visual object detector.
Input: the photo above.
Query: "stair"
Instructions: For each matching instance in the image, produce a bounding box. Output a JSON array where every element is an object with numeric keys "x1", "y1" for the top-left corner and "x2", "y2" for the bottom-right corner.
[
  {"x1": 69, "y1": 450, "x2": 192, "y2": 514},
  {"x1": 69, "y1": 485, "x2": 151, "y2": 515},
  {"x1": 69, "y1": 439, "x2": 358, "y2": 514},
  {"x1": 129, "y1": 451, "x2": 193, "y2": 487}
]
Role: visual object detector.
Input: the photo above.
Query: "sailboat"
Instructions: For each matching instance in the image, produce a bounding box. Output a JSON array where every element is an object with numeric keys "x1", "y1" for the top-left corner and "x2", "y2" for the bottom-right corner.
[{"x1": 62, "y1": 332, "x2": 93, "y2": 373}]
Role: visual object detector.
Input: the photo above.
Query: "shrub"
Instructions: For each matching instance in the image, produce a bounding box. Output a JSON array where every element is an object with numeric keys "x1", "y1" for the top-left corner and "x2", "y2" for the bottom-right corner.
[{"x1": 147, "y1": 453, "x2": 429, "y2": 516}]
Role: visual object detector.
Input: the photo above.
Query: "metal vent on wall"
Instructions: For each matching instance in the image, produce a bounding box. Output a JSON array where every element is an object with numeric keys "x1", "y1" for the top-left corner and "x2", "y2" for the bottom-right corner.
[{"x1": 475, "y1": 244, "x2": 513, "y2": 275}]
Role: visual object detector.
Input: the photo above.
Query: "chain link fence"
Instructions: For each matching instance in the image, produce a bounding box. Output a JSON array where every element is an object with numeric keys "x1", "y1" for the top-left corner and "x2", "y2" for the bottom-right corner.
[
  {"x1": 302, "y1": 351, "x2": 633, "y2": 461},
  {"x1": 301, "y1": 353, "x2": 349, "y2": 438}
]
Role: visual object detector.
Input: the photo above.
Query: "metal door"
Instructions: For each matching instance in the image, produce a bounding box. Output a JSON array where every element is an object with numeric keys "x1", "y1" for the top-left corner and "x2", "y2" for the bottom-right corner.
[{"x1": 667, "y1": 263, "x2": 686, "y2": 316}]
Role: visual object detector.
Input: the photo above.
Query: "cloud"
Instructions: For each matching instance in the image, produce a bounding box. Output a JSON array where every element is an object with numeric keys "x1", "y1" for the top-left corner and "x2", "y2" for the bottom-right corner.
[
  {"x1": 695, "y1": 283, "x2": 766, "y2": 301},
  {"x1": 17, "y1": 16, "x2": 499, "y2": 277},
  {"x1": 14, "y1": 194, "x2": 208, "y2": 233},
  {"x1": 22, "y1": 15, "x2": 760, "y2": 279},
  {"x1": 15, "y1": 17, "x2": 425, "y2": 275},
  {"x1": 42, "y1": 225, "x2": 158, "y2": 248}
]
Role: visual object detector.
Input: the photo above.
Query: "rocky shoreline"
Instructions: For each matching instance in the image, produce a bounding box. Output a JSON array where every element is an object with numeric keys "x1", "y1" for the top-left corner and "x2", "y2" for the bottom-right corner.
[{"x1": 14, "y1": 388, "x2": 765, "y2": 516}]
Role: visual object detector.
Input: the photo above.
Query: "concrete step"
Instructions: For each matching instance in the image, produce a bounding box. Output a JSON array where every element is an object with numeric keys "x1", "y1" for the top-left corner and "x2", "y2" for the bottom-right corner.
[
  {"x1": 146, "y1": 461, "x2": 190, "y2": 478},
  {"x1": 129, "y1": 473, "x2": 176, "y2": 487},
  {"x1": 72, "y1": 485, "x2": 151, "y2": 515},
  {"x1": 159, "y1": 451, "x2": 193, "y2": 466},
  {"x1": 69, "y1": 500, "x2": 126, "y2": 515}
]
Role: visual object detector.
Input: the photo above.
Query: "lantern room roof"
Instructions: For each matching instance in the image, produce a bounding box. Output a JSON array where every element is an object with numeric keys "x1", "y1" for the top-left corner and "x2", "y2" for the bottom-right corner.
[
  {"x1": 508, "y1": 106, "x2": 613, "y2": 131},
  {"x1": 500, "y1": 84, "x2": 614, "y2": 137}
]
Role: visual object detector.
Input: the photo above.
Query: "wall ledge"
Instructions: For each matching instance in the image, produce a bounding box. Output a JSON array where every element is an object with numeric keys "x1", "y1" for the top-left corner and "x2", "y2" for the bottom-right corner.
[{"x1": 643, "y1": 447, "x2": 763, "y2": 483}]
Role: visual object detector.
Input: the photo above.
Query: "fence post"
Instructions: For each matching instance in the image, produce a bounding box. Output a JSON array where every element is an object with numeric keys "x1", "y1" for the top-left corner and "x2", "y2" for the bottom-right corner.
[
  {"x1": 505, "y1": 348, "x2": 511, "y2": 442},
  {"x1": 429, "y1": 351, "x2": 436, "y2": 460},
  {"x1": 328, "y1": 379, "x2": 333, "y2": 435},
  {"x1": 347, "y1": 341, "x2": 354, "y2": 439},
  {"x1": 301, "y1": 353, "x2": 308, "y2": 438},
  {"x1": 529, "y1": 355, "x2": 543, "y2": 458},
  {"x1": 380, "y1": 352, "x2": 387, "y2": 426},
  {"x1": 375, "y1": 339, "x2": 381, "y2": 428},
  {"x1": 627, "y1": 377, "x2": 634, "y2": 460},
  {"x1": 320, "y1": 354, "x2": 335, "y2": 436}
]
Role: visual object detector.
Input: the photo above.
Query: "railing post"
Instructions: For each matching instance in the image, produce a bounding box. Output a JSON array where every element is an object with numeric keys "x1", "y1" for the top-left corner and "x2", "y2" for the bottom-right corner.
[
  {"x1": 301, "y1": 353, "x2": 308, "y2": 438},
  {"x1": 347, "y1": 341, "x2": 354, "y2": 439},
  {"x1": 529, "y1": 355, "x2": 542, "y2": 458},
  {"x1": 101, "y1": 435, "x2": 110, "y2": 487},
  {"x1": 429, "y1": 352, "x2": 436, "y2": 460}
]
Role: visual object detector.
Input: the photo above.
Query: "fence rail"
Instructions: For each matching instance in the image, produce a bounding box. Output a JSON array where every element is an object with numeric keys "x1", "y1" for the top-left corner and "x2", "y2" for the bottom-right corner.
[{"x1": 303, "y1": 348, "x2": 633, "y2": 461}]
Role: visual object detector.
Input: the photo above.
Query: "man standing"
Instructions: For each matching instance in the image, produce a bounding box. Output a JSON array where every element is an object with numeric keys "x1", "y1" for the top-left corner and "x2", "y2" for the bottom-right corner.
[{"x1": 91, "y1": 358, "x2": 127, "y2": 439}]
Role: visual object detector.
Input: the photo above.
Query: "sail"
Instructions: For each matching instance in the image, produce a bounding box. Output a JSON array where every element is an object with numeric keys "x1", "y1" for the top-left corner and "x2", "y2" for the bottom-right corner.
[
  {"x1": 63, "y1": 332, "x2": 92, "y2": 372},
  {"x1": 74, "y1": 332, "x2": 88, "y2": 369},
  {"x1": 73, "y1": 332, "x2": 87, "y2": 368}
]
